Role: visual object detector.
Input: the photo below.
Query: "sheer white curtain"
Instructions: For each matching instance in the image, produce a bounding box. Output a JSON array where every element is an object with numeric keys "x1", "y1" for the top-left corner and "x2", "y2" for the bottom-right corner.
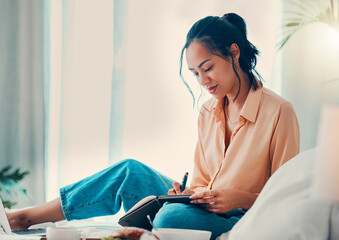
[
  {"x1": 0, "y1": 0, "x2": 46, "y2": 208},
  {"x1": 46, "y1": 0, "x2": 114, "y2": 200}
]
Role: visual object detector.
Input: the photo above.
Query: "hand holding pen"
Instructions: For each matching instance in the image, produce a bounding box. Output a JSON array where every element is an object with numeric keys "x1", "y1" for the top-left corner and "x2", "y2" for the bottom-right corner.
[
  {"x1": 180, "y1": 172, "x2": 189, "y2": 192},
  {"x1": 167, "y1": 172, "x2": 194, "y2": 195}
]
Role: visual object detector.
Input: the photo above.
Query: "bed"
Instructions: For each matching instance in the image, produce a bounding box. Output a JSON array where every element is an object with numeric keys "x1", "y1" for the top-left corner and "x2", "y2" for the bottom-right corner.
[{"x1": 218, "y1": 148, "x2": 339, "y2": 240}]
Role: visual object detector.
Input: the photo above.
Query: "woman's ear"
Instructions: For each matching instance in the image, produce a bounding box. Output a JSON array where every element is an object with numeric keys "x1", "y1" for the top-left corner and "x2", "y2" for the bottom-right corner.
[{"x1": 229, "y1": 43, "x2": 240, "y2": 62}]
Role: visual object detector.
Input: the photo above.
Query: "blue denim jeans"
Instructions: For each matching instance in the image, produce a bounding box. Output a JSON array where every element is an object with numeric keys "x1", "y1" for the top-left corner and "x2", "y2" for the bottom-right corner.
[{"x1": 60, "y1": 159, "x2": 245, "y2": 240}]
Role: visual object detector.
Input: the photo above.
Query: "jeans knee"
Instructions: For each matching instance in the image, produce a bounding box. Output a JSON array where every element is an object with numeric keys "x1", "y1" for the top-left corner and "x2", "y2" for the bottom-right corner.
[
  {"x1": 118, "y1": 159, "x2": 146, "y2": 172},
  {"x1": 120, "y1": 158, "x2": 140, "y2": 166},
  {"x1": 102, "y1": 159, "x2": 145, "y2": 182},
  {"x1": 153, "y1": 203, "x2": 189, "y2": 228}
]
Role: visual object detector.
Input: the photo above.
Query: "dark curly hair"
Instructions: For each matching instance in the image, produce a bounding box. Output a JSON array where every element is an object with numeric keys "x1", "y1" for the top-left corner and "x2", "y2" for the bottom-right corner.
[{"x1": 179, "y1": 13, "x2": 262, "y2": 106}]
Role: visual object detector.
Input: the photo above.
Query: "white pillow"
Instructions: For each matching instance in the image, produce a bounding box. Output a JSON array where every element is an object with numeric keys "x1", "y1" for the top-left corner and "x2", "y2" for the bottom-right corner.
[
  {"x1": 228, "y1": 148, "x2": 333, "y2": 240},
  {"x1": 330, "y1": 205, "x2": 339, "y2": 239}
]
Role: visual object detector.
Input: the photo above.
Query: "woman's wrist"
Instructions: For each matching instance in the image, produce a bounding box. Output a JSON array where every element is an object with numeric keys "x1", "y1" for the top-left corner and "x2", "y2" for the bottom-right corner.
[{"x1": 233, "y1": 189, "x2": 258, "y2": 210}]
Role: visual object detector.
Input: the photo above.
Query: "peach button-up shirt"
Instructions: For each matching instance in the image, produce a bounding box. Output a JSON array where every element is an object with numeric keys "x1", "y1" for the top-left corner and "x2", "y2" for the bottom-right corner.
[{"x1": 190, "y1": 87, "x2": 300, "y2": 195}]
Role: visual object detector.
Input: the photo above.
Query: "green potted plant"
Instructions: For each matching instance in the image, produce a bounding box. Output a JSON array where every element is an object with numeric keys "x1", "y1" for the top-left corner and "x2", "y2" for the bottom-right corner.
[
  {"x1": 0, "y1": 166, "x2": 30, "y2": 209},
  {"x1": 278, "y1": 0, "x2": 339, "y2": 50}
]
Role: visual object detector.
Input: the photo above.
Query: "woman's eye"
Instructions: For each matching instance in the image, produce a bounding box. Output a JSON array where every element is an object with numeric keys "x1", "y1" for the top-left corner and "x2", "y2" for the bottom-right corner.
[
  {"x1": 193, "y1": 72, "x2": 199, "y2": 77},
  {"x1": 204, "y1": 65, "x2": 213, "y2": 72}
]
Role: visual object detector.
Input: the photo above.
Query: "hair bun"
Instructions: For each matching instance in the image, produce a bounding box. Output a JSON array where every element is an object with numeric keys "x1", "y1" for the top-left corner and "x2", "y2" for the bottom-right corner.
[{"x1": 222, "y1": 13, "x2": 247, "y2": 38}]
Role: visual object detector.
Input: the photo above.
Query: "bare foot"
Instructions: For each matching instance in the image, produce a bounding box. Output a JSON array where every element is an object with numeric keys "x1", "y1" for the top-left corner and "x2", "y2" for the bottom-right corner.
[
  {"x1": 6, "y1": 210, "x2": 32, "y2": 230},
  {"x1": 6, "y1": 198, "x2": 65, "y2": 230}
]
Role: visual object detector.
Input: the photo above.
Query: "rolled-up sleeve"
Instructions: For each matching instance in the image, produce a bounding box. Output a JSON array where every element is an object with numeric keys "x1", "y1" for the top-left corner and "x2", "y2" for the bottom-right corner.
[{"x1": 270, "y1": 102, "x2": 300, "y2": 174}]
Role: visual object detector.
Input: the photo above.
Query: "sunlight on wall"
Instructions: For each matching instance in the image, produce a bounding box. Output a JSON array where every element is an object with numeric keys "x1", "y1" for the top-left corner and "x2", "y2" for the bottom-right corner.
[
  {"x1": 318, "y1": 25, "x2": 339, "y2": 82},
  {"x1": 281, "y1": 21, "x2": 339, "y2": 151},
  {"x1": 46, "y1": 0, "x2": 113, "y2": 200},
  {"x1": 46, "y1": 0, "x2": 62, "y2": 201}
]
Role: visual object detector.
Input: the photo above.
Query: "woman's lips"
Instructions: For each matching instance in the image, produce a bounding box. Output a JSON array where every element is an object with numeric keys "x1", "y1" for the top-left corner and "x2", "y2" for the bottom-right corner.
[{"x1": 208, "y1": 85, "x2": 218, "y2": 94}]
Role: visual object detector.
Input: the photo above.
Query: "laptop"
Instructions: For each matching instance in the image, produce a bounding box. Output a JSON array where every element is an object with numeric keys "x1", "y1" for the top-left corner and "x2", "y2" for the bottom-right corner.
[{"x1": 0, "y1": 198, "x2": 46, "y2": 237}]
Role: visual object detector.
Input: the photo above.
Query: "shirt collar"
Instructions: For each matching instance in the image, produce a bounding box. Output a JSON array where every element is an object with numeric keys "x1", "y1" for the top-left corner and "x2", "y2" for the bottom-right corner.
[
  {"x1": 211, "y1": 86, "x2": 263, "y2": 123},
  {"x1": 212, "y1": 98, "x2": 224, "y2": 121},
  {"x1": 239, "y1": 86, "x2": 263, "y2": 122}
]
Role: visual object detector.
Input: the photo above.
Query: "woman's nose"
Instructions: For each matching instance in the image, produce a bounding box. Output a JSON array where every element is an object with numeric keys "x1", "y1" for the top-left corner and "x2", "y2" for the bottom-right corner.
[{"x1": 198, "y1": 74, "x2": 209, "y2": 86}]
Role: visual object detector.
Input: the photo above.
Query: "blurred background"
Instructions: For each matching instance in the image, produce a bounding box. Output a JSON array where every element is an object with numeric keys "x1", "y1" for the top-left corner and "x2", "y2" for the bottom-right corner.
[{"x1": 0, "y1": 0, "x2": 338, "y2": 214}]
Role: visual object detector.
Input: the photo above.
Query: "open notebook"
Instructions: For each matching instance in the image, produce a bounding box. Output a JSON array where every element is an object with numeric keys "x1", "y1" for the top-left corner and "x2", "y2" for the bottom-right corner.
[
  {"x1": 0, "y1": 198, "x2": 46, "y2": 237},
  {"x1": 118, "y1": 194, "x2": 194, "y2": 230}
]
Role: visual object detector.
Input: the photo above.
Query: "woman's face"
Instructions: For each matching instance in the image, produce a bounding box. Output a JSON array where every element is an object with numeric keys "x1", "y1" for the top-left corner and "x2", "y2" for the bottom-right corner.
[{"x1": 186, "y1": 42, "x2": 239, "y2": 100}]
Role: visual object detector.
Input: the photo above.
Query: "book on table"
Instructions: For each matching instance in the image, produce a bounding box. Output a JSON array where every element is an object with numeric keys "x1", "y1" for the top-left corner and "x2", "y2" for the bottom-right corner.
[{"x1": 118, "y1": 194, "x2": 193, "y2": 230}]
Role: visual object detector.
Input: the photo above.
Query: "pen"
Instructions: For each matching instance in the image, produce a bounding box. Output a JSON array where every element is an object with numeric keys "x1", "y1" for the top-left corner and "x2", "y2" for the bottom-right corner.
[{"x1": 180, "y1": 172, "x2": 189, "y2": 192}]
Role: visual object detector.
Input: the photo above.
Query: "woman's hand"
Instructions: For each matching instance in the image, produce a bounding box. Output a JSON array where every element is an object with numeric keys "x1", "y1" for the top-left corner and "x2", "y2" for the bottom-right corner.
[
  {"x1": 189, "y1": 188, "x2": 257, "y2": 214},
  {"x1": 167, "y1": 182, "x2": 195, "y2": 195}
]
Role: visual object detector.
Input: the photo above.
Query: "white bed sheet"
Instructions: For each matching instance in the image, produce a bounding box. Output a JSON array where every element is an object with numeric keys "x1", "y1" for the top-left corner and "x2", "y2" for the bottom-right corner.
[{"x1": 226, "y1": 148, "x2": 335, "y2": 240}]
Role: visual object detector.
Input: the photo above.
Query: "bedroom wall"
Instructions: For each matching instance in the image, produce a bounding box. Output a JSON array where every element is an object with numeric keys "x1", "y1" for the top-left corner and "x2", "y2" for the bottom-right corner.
[{"x1": 281, "y1": 17, "x2": 339, "y2": 151}]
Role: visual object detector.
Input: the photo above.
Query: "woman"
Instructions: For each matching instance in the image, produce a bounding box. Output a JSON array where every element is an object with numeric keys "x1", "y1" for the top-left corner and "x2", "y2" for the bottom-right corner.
[{"x1": 7, "y1": 13, "x2": 299, "y2": 240}]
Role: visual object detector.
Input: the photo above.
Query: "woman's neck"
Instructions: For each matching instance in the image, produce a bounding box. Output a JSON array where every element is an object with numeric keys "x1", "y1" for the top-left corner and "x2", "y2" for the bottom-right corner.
[{"x1": 226, "y1": 72, "x2": 251, "y2": 111}]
